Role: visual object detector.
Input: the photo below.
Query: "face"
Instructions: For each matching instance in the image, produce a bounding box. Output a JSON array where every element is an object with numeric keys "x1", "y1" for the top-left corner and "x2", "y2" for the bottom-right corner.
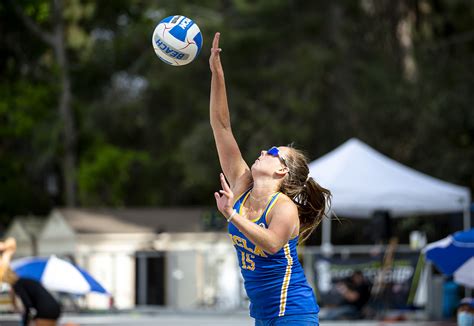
[
  {"x1": 252, "y1": 146, "x2": 290, "y2": 175},
  {"x1": 352, "y1": 273, "x2": 363, "y2": 285}
]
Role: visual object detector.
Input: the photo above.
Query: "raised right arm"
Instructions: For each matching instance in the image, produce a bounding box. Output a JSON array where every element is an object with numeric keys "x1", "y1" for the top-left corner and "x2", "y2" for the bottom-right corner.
[{"x1": 209, "y1": 33, "x2": 251, "y2": 190}]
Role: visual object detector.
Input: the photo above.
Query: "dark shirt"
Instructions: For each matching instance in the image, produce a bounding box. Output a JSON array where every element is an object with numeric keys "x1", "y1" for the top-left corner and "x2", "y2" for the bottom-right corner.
[{"x1": 346, "y1": 281, "x2": 371, "y2": 310}]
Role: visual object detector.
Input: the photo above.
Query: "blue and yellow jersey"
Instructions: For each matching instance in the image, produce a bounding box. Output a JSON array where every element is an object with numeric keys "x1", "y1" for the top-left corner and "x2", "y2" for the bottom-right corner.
[{"x1": 228, "y1": 189, "x2": 319, "y2": 319}]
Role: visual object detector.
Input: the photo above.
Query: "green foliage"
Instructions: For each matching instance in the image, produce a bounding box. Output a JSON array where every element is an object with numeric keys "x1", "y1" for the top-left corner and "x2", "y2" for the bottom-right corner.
[
  {"x1": 78, "y1": 144, "x2": 150, "y2": 206},
  {"x1": 0, "y1": 80, "x2": 57, "y2": 223},
  {"x1": 24, "y1": 0, "x2": 51, "y2": 23}
]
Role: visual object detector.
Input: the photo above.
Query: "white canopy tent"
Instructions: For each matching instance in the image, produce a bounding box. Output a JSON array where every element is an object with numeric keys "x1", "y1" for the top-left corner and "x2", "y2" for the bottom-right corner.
[{"x1": 308, "y1": 138, "x2": 471, "y2": 245}]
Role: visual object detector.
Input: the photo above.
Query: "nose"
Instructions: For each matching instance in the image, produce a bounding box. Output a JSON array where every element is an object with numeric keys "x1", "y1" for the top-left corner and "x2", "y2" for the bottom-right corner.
[{"x1": 260, "y1": 150, "x2": 266, "y2": 157}]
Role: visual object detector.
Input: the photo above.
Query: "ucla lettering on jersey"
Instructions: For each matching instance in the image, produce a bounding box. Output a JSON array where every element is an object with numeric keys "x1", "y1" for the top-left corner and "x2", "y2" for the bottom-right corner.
[{"x1": 228, "y1": 189, "x2": 319, "y2": 319}]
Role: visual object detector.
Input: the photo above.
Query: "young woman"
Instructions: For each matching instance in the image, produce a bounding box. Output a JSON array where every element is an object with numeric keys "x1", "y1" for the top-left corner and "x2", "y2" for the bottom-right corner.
[
  {"x1": 210, "y1": 32, "x2": 331, "y2": 326},
  {"x1": 0, "y1": 238, "x2": 61, "y2": 326}
]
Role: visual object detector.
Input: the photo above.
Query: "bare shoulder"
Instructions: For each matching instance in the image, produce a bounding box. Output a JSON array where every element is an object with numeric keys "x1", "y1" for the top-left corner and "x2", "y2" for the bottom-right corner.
[
  {"x1": 266, "y1": 194, "x2": 299, "y2": 239},
  {"x1": 275, "y1": 193, "x2": 296, "y2": 206},
  {"x1": 267, "y1": 194, "x2": 298, "y2": 223}
]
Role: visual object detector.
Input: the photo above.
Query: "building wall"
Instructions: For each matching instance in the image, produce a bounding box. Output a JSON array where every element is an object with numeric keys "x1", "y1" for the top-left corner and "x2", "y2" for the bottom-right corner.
[
  {"x1": 38, "y1": 211, "x2": 76, "y2": 257},
  {"x1": 75, "y1": 233, "x2": 156, "y2": 309},
  {"x1": 6, "y1": 212, "x2": 242, "y2": 311}
]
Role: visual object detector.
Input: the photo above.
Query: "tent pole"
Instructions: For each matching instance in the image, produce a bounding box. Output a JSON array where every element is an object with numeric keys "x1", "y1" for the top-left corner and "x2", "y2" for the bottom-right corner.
[
  {"x1": 321, "y1": 211, "x2": 333, "y2": 257},
  {"x1": 463, "y1": 196, "x2": 472, "y2": 297},
  {"x1": 463, "y1": 195, "x2": 471, "y2": 231}
]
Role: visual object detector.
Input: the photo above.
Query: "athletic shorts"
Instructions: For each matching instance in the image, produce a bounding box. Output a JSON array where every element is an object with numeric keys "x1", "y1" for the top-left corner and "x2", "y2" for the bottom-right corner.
[{"x1": 255, "y1": 313, "x2": 319, "y2": 326}]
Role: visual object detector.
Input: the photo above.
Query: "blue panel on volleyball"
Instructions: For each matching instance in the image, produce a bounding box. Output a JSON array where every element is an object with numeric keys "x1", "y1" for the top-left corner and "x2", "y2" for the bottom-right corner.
[
  {"x1": 194, "y1": 32, "x2": 203, "y2": 54},
  {"x1": 160, "y1": 15, "x2": 174, "y2": 24},
  {"x1": 169, "y1": 18, "x2": 195, "y2": 42}
]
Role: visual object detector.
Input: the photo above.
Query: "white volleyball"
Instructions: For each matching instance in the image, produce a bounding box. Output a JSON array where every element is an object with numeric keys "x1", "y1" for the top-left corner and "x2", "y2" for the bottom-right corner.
[{"x1": 152, "y1": 15, "x2": 203, "y2": 66}]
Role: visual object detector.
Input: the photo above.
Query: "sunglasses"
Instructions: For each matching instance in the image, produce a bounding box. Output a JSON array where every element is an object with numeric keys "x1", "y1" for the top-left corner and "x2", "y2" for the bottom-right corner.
[{"x1": 267, "y1": 146, "x2": 288, "y2": 167}]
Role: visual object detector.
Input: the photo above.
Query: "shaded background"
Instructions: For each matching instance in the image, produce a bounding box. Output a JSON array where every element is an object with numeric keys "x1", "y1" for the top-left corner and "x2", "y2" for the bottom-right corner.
[{"x1": 0, "y1": 0, "x2": 473, "y2": 244}]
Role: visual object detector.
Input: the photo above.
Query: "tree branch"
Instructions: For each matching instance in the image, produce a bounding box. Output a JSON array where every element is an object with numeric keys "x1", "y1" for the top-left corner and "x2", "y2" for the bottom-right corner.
[{"x1": 7, "y1": 0, "x2": 55, "y2": 46}]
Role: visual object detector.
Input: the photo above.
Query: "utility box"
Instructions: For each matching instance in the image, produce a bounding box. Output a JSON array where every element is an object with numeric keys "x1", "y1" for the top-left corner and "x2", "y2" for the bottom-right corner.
[{"x1": 166, "y1": 250, "x2": 199, "y2": 308}]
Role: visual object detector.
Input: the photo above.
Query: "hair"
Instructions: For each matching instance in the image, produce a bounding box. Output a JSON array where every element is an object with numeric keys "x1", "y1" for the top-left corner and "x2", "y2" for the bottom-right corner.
[
  {"x1": 279, "y1": 147, "x2": 332, "y2": 243},
  {"x1": 353, "y1": 269, "x2": 363, "y2": 276}
]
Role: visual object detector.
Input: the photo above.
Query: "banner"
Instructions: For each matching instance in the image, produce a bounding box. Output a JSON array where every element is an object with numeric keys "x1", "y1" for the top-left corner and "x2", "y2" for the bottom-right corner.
[{"x1": 313, "y1": 252, "x2": 421, "y2": 308}]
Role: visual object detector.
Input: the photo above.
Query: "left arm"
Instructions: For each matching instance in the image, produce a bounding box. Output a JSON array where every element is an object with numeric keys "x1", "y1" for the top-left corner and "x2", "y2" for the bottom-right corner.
[
  {"x1": 214, "y1": 174, "x2": 298, "y2": 254},
  {"x1": 336, "y1": 283, "x2": 360, "y2": 302}
]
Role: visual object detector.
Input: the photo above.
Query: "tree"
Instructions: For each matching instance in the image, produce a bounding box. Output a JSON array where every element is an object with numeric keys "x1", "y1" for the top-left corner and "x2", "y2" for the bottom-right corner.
[{"x1": 9, "y1": 0, "x2": 77, "y2": 206}]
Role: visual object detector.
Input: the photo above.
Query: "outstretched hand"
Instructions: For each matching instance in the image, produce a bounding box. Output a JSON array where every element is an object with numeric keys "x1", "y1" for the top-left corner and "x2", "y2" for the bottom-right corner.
[
  {"x1": 214, "y1": 173, "x2": 234, "y2": 218},
  {"x1": 209, "y1": 32, "x2": 223, "y2": 74}
]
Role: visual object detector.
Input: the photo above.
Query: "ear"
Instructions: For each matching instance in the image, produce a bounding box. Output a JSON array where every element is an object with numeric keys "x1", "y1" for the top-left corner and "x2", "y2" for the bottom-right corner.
[{"x1": 275, "y1": 166, "x2": 289, "y2": 177}]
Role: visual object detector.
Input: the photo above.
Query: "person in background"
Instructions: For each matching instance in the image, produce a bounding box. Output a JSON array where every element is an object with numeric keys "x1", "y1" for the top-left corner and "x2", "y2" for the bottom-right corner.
[
  {"x1": 0, "y1": 238, "x2": 61, "y2": 326},
  {"x1": 323, "y1": 270, "x2": 371, "y2": 320},
  {"x1": 457, "y1": 297, "x2": 474, "y2": 326},
  {"x1": 443, "y1": 276, "x2": 460, "y2": 319}
]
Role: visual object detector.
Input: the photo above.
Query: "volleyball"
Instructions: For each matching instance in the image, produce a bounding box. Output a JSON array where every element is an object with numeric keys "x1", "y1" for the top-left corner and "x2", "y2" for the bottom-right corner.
[{"x1": 152, "y1": 15, "x2": 203, "y2": 66}]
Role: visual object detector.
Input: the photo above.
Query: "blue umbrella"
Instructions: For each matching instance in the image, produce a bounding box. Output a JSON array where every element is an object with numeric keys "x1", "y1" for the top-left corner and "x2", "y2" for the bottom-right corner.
[
  {"x1": 423, "y1": 228, "x2": 474, "y2": 288},
  {"x1": 11, "y1": 255, "x2": 109, "y2": 295}
]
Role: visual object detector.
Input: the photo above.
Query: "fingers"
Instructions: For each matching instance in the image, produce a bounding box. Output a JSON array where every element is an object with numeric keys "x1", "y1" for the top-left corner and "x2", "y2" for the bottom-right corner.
[
  {"x1": 210, "y1": 32, "x2": 222, "y2": 58},
  {"x1": 215, "y1": 190, "x2": 231, "y2": 199},
  {"x1": 209, "y1": 32, "x2": 222, "y2": 71},
  {"x1": 215, "y1": 173, "x2": 231, "y2": 195},
  {"x1": 220, "y1": 173, "x2": 231, "y2": 192},
  {"x1": 212, "y1": 32, "x2": 220, "y2": 49},
  {"x1": 219, "y1": 189, "x2": 231, "y2": 197}
]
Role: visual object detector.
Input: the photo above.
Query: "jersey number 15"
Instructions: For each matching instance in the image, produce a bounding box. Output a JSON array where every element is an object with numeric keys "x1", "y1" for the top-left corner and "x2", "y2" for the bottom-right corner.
[{"x1": 241, "y1": 252, "x2": 255, "y2": 271}]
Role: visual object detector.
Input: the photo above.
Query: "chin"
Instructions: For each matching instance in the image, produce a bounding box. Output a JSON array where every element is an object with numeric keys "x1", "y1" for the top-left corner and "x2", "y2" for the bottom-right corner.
[
  {"x1": 250, "y1": 165, "x2": 259, "y2": 176},
  {"x1": 250, "y1": 166, "x2": 258, "y2": 176},
  {"x1": 251, "y1": 166, "x2": 267, "y2": 178}
]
